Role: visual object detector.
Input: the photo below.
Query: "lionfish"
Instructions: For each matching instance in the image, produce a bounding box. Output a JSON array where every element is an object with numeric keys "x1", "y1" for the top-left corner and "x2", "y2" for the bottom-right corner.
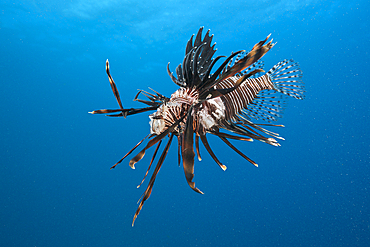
[{"x1": 90, "y1": 27, "x2": 304, "y2": 226}]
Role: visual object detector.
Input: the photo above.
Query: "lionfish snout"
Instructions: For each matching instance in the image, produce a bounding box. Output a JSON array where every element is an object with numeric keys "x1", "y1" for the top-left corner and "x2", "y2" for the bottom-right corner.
[{"x1": 149, "y1": 110, "x2": 166, "y2": 135}]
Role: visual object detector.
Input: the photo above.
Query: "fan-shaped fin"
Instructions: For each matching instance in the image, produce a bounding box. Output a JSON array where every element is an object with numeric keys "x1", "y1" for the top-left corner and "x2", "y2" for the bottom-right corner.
[
  {"x1": 106, "y1": 59, "x2": 124, "y2": 110},
  {"x1": 137, "y1": 140, "x2": 162, "y2": 188},
  {"x1": 109, "y1": 134, "x2": 150, "y2": 169},
  {"x1": 174, "y1": 27, "x2": 217, "y2": 88},
  {"x1": 267, "y1": 59, "x2": 305, "y2": 99},
  {"x1": 199, "y1": 135, "x2": 227, "y2": 171},
  {"x1": 195, "y1": 135, "x2": 202, "y2": 161},
  {"x1": 218, "y1": 136, "x2": 258, "y2": 167},
  {"x1": 167, "y1": 63, "x2": 185, "y2": 87},
  {"x1": 132, "y1": 133, "x2": 174, "y2": 227},
  {"x1": 182, "y1": 107, "x2": 203, "y2": 194}
]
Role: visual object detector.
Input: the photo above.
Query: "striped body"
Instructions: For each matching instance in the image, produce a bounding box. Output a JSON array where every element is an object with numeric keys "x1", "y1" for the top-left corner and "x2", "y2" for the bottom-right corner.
[
  {"x1": 215, "y1": 74, "x2": 274, "y2": 121},
  {"x1": 150, "y1": 74, "x2": 275, "y2": 136}
]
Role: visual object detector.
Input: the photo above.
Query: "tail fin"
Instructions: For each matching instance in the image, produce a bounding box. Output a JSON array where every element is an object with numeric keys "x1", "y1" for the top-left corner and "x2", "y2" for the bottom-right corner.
[{"x1": 267, "y1": 59, "x2": 305, "y2": 99}]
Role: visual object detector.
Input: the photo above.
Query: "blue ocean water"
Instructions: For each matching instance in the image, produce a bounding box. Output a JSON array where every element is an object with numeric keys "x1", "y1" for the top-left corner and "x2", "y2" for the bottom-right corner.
[{"x1": 1, "y1": 0, "x2": 369, "y2": 246}]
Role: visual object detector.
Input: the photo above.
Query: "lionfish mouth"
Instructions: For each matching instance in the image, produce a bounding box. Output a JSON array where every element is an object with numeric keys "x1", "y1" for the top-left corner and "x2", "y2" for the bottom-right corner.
[{"x1": 89, "y1": 27, "x2": 305, "y2": 226}]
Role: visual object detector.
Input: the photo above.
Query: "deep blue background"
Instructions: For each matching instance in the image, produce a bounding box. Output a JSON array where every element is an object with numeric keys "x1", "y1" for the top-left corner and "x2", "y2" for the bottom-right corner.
[{"x1": 1, "y1": 1, "x2": 369, "y2": 246}]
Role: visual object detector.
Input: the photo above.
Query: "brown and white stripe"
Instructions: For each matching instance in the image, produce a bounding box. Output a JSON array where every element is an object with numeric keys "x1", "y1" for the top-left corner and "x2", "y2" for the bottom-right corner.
[{"x1": 216, "y1": 74, "x2": 274, "y2": 121}]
